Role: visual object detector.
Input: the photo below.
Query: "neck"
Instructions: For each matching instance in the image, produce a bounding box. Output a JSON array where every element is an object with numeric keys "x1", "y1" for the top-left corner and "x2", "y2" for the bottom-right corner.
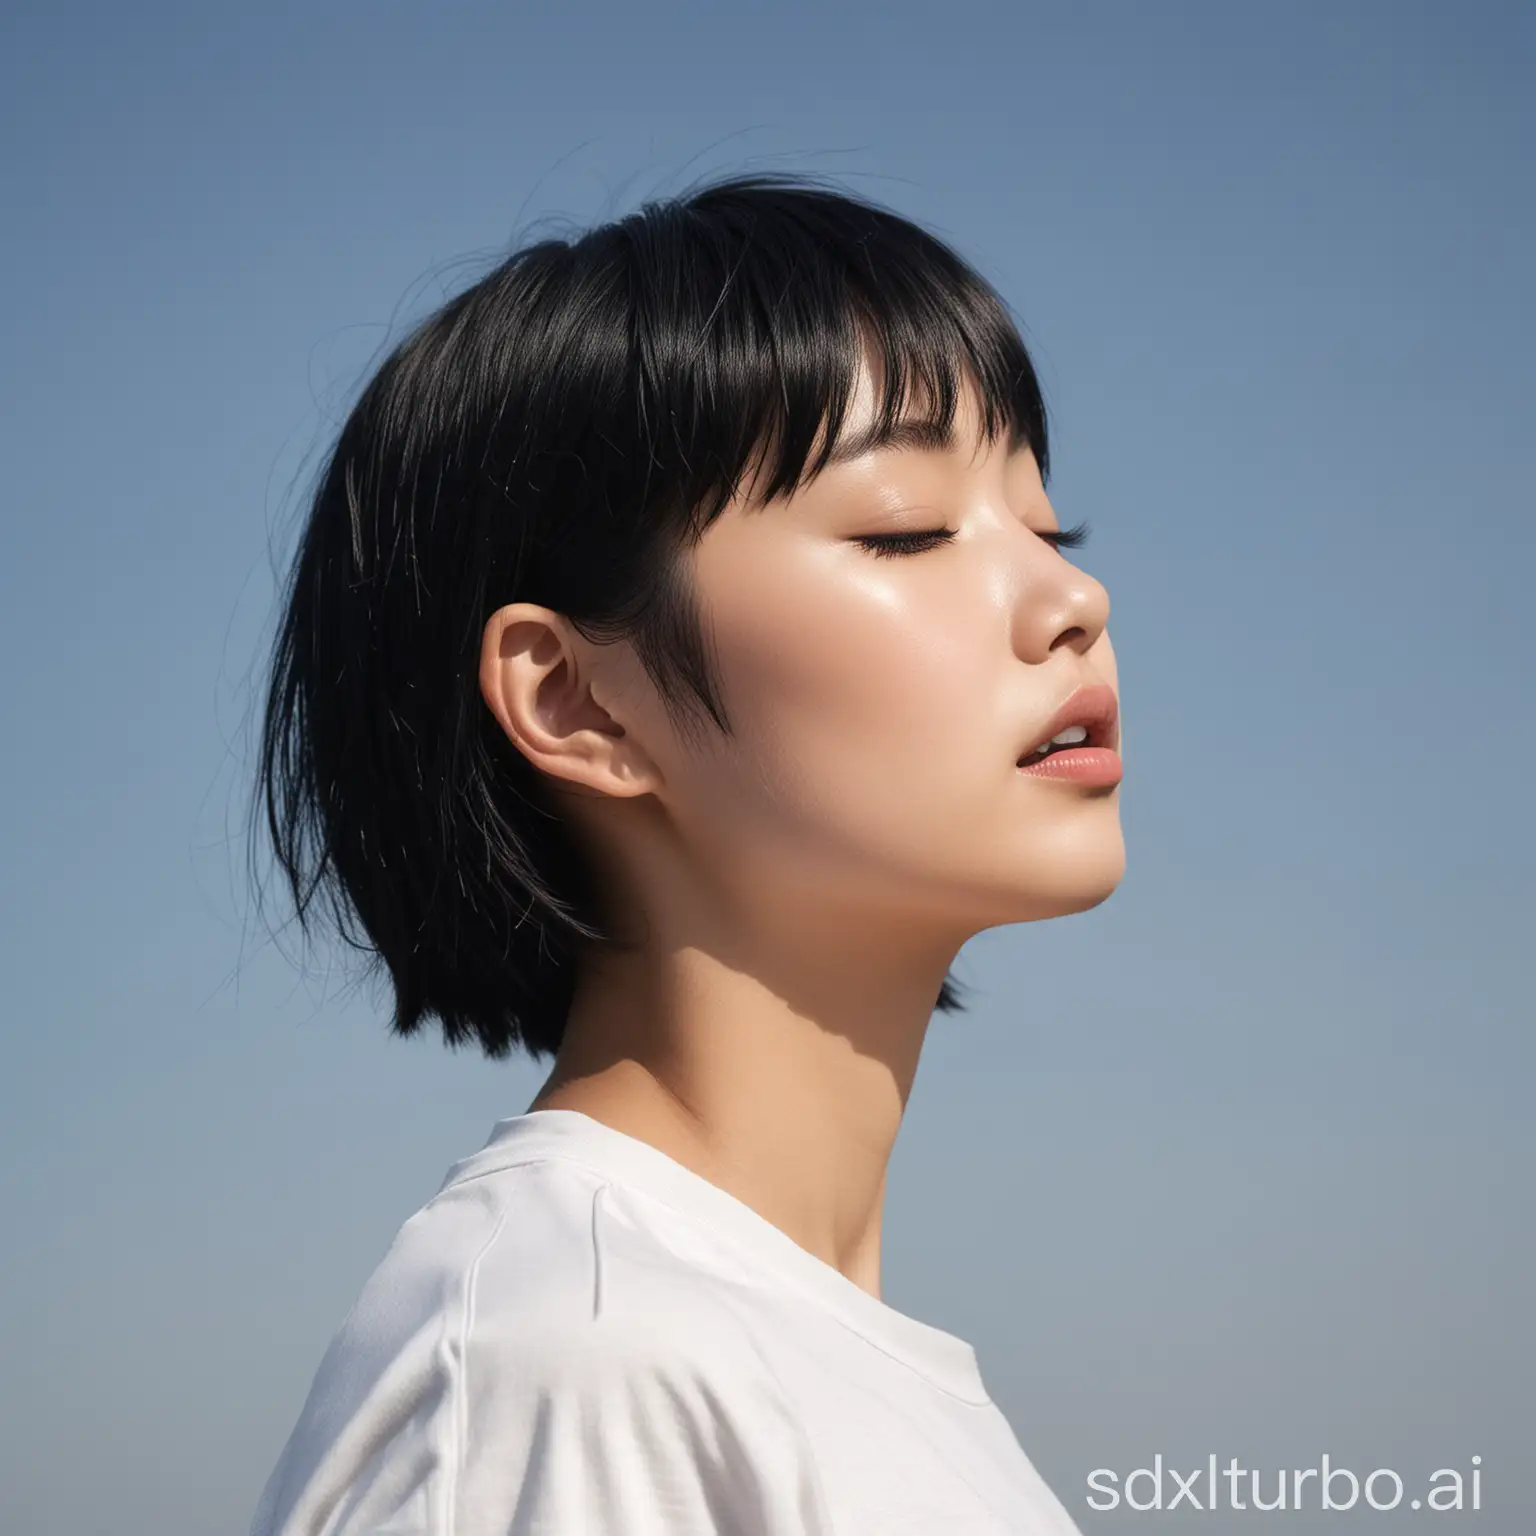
[{"x1": 526, "y1": 936, "x2": 949, "y2": 1300}]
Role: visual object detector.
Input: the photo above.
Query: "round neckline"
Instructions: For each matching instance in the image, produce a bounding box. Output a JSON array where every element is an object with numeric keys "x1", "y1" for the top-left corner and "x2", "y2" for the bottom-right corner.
[{"x1": 440, "y1": 1107, "x2": 990, "y2": 1405}]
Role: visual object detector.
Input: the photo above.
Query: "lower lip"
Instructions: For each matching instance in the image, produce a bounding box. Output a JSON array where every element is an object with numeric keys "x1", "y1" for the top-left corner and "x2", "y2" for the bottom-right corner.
[{"x1": 1016, "y1": 747, "x2": 1123, "y2": 787}]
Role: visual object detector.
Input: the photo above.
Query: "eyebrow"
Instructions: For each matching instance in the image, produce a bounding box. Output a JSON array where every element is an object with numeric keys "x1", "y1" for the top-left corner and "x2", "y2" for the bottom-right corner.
[{"x1": 821, "y1": 414, "x2": 1029, "y2": 468}]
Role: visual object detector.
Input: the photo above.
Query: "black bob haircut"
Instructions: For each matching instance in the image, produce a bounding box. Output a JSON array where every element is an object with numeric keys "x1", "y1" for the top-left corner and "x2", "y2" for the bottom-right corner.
[{"x1": 252, "y1": 170, "x2": 1052, "y2": 1062}]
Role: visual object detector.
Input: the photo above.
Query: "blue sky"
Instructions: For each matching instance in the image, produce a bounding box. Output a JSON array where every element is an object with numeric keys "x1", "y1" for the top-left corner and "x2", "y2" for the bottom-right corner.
[{"x1": 1, "y1": 2, "x2": 1531, "y2": 1531}]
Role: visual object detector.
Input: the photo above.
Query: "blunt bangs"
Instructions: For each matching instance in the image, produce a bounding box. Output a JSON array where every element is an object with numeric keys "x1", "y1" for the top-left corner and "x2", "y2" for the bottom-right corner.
[{"x1": 585, "y1": 175, "x2": 1050, "y2": 541}]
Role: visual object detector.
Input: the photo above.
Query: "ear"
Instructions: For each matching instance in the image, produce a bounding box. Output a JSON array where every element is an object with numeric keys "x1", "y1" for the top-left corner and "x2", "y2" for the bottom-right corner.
[{"x1": 478, "y1": 603, "x2": 660, "y2": 800}]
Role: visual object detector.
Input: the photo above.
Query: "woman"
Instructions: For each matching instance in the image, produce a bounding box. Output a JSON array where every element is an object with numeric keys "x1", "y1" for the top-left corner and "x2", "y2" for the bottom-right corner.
[{"x1": 249, "y1": 169, "x2": 1121, "y2": 1534}]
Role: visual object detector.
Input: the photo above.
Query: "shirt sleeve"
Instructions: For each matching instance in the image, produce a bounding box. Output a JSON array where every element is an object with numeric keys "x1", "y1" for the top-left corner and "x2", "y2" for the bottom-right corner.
[{"x1": 457, "y1": 1310, "x2": 834, "y2": 1536}]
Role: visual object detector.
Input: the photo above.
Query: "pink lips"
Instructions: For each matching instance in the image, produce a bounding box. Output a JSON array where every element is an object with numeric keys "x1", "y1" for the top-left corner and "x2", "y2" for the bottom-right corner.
[{"x1": 1016, "y1": 681, "x2": 1122, "y2": 787}]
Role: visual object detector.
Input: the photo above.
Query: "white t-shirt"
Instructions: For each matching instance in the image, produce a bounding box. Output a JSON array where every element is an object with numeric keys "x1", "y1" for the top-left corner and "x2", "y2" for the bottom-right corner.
[{"x1": 249, "y1": 1109, "x2": 1081, "y2": 1535}]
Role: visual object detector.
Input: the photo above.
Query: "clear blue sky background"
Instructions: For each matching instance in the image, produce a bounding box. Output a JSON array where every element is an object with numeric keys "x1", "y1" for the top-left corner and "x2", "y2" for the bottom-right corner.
[{"x1": 2, "y1": 2, "x2": 1531, "y2": 1532}]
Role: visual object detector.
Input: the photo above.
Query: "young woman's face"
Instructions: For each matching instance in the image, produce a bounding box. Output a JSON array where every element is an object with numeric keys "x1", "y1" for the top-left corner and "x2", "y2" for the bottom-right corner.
[{"x1": 643, "y1": 358, "x2": 1124, "y2": 941}]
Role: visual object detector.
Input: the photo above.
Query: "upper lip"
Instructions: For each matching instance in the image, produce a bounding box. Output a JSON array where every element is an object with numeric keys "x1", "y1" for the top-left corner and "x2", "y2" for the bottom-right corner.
[{"x1": 1018, "y1": 682, "x2": 1120, "y2": 761}]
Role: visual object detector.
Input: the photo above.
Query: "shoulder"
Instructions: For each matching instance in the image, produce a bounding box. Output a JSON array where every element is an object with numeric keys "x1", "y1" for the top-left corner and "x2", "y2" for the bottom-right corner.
[
  {"x1": 378, "y1": 1154, "x2": 776, "y2": 1387},
  {"x1": 256, "y1": 1156, "x2": 831, "y2": 1535},
  {"x1": 426, "y1": 1160, "x2": 813, "y2": 1460},
  {"x1": 430, "y1": 1161, "x2": 829, "y2": 1532},
  {"x1": 447, "y1": 1158, "x2": 778, "y2": 1384}
]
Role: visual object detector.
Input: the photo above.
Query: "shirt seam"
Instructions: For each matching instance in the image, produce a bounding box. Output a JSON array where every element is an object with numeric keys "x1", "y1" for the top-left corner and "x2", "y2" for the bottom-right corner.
[{"x1": 444, "y1": 1202, "x2": 510, "y2": 1536}]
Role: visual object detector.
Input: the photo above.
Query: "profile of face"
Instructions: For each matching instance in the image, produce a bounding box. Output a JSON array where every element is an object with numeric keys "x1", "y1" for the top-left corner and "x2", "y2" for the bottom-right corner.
[{"x1": 485, "y1": 354, "x2": 1123, "y2": 969}]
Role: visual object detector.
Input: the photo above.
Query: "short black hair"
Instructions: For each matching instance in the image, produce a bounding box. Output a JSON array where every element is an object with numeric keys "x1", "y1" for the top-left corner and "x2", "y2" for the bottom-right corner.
[{"x1": 251, "y1": 169, "x2": 1052, "y2": 1061}]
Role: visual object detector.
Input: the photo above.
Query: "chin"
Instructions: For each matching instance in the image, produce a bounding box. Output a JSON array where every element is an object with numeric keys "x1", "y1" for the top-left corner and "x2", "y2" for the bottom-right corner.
[
  {"x1": 1059, "y1": 882, "x2": 1120, "y2": 917},
  {"x1": 998, "y1": 841, "x2": 1126, "y2": 923}
]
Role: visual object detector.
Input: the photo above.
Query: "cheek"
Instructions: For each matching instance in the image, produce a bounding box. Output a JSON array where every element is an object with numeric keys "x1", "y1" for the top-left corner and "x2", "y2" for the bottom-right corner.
[{"x1": 711, "y1": 584, "x2": 997, "y2": 820}]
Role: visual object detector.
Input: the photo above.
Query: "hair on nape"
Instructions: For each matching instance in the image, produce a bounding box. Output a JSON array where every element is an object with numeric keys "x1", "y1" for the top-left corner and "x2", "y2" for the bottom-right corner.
[{"x1": 251, "y1": 169, "x2": 1052, "y2": 1061}]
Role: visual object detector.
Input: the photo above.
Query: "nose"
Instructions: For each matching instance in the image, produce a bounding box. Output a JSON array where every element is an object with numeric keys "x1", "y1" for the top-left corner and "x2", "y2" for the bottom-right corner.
[{"x1": 1009, "y1": 541, "x2": 1110, "y2": 664}]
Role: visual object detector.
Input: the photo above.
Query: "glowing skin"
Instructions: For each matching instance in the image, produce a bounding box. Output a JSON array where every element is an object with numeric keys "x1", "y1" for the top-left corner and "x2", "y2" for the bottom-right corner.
[{"x1": 478, "y1": 355, "x2": 1121, "y2": 1300}]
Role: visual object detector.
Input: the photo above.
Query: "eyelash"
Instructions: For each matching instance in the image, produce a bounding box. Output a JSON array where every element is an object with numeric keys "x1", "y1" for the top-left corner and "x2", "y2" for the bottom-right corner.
[{"x1": 853, "y1": 520, "x2": 1092, "y2": 559}]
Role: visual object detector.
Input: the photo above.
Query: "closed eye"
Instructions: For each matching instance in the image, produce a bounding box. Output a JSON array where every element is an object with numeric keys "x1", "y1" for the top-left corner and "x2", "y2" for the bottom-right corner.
[{"x1": 853, "y1": 520, "x2": 1092, "y2": 559}]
